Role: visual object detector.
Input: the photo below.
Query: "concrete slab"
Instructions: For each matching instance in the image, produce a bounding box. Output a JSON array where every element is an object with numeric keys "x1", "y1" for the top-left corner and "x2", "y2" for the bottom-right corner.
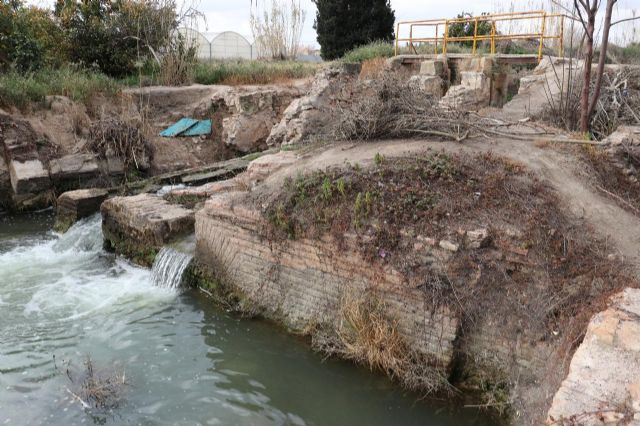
[{"x1": 8, "y1": 159, "x2": 51, "y2": 195}]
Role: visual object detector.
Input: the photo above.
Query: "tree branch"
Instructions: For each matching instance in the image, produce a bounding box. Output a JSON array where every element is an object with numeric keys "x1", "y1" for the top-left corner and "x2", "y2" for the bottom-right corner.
[{"x1": 611, "y1": 15, "x2": 640, "y2": 27}]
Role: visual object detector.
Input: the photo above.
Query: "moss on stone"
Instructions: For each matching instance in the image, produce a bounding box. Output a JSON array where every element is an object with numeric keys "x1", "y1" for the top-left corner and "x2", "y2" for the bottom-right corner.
[
  {"x1": 102, "y1": 228, "x2": 159, "y2": 267},
  {"x1": 53, "y1": 216, "x2": 74, "y2": 234},
  {"x1": 183, "y1": 260, "x2": 260, "y2": 316}
]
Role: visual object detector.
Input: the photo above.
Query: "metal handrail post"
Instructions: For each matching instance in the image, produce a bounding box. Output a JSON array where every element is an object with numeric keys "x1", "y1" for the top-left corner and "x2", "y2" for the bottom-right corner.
[
  {"x1": 473, "y1": 18, "x2": 479, "y2": 54},
  {"x1": 559, "y1": 15, "x2": 565, "y2": 57},
  {"x1": 538, "y1": 12, "x2": 547, "y2": 61},
  {"x1": 443, "y1": 20, "x2": 448, "y2": 54}
]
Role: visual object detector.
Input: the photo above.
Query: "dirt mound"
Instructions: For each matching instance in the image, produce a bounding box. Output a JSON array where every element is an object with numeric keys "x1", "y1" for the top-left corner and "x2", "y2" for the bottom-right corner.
[{"x1": 253, "y1": 149, "x2": 637, "y2": 422}]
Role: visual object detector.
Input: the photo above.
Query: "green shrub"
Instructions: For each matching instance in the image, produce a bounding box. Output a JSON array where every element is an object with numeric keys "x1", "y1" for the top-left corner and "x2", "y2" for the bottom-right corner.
[
  {"x1": 56, "y1": 0, "x2": 177, "y2": 77},
  {"x1": 447, "y1": 12, "x2": 492, "y2": 47},
  {"x1": 340, "y1": 41, "x2": 395, "y2": 63},
  {"x1": 622, "y1": 43, "x2": 640, "y2": 64}
]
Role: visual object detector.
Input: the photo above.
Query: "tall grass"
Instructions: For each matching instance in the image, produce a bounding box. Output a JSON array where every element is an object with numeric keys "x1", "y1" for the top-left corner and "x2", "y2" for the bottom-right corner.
[
  {"x1": 192, "y1": 60, "x2": 318, "y2": 85},
  {"x1": 0, "y1": 66, "x2": 121, "y2": 110},
  {"x1": 340, "y1": 41, "x2": 395, "y2": 63}
]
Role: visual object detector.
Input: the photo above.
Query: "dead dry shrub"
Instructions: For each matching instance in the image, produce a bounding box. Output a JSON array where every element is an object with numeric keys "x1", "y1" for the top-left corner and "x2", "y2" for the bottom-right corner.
[
  {"x1": 312, "y1": 290, "x2": 450, "y2": 394},
  {"x1": 359, "y1": 57, "x2": 387, "y2": 80},
  {"x1": 333, "y1": 73, "x2": 474, "y2": 142},
  {"x1": 87, "y1": 116, "x2": 151, "y2": 173},
  {"x1": 539, "y1": 66, "x2": 640, "y2": 140}
]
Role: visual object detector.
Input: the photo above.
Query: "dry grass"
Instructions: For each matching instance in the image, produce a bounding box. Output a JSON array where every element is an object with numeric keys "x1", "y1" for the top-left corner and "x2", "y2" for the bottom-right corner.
[
  {"x1": 537, "y1": 59, "x2": 640, "y2": 140},
  {"x1": 311, "y1": 291, "x2": 450, "y2": 394},
  {"x1": 359, "y1": 57, "x2": 388, "y2": 80}
]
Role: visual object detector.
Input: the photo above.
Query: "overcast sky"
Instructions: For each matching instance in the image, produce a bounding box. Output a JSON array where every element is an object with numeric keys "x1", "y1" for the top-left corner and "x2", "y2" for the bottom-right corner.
[{"x1": 27, "y1": 0, "x2": 639, "y2": 47}]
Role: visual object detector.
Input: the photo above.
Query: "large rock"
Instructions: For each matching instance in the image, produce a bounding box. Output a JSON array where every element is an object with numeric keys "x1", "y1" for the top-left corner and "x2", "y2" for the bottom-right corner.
[
  {"x1": 408, "y1": 75, "x2": 445, "y2": 98},
  {"x1": 55, "y1": 188, "x2": 109, "y2": 232},
  {"x1": 101, "y1": 194, "x2": 195, "y2": 266},
  {"x1": 221, "y1": 89, "x2": 299, "y2": 153},
  {"x1": 242, "y1": 151, "x2": 299, "y2": 186},
  {"x1": 267, "y1": 64, "x2": 361, "y2": 147},
  {"x1": 547, "y1": 288, "x2": 640, "y2": 424}
]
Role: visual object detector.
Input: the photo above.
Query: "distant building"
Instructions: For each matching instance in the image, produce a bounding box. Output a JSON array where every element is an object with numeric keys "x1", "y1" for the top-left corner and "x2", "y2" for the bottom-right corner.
[{"x1": 177, "y1": 28, "x2": 255, "y2": 60}]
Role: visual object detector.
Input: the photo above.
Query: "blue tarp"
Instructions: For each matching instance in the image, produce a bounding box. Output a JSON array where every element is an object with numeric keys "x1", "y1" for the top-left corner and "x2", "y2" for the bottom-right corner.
[
  {"x1": 160, "y1": 118, "x2": 212, "y2": 137},
  {"x1": 181, "y1": 119, "x2": 212, "y2": 137}
]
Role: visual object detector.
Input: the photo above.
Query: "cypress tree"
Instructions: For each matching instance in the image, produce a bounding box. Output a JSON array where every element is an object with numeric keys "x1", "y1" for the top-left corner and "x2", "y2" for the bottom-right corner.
[{"x1": 312, "y1": 0, "x2": 395, "y2": 60}]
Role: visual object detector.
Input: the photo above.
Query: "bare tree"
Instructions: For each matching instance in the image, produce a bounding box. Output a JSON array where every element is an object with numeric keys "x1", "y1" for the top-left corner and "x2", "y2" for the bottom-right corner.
[
  {"x1": 574, "y1": 0, "x2": 640, "y2": 133},
  {"x1": 250, "y1": 0, "x2": 306, "y2": 60}
]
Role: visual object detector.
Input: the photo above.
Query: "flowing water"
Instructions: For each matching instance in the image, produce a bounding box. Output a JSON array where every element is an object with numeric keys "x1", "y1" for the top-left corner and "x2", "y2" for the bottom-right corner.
[
  {"x1": 151, "y1": 248, "x2": 193, "y2": 290},
  {"x1": 0, "y1": 213, "x2": 495, "y2": 426}
]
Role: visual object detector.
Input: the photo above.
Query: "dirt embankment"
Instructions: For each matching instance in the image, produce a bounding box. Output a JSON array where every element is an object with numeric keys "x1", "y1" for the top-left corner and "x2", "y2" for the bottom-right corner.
[{"x1": 189, "y1": 135, "x2": 640, "y2": 425}]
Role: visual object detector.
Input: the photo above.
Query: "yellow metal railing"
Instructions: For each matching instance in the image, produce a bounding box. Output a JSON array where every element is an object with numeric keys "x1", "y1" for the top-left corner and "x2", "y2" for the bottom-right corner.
[{"x1": 395, "y1": 11, "x2": 568, "y2": 61}]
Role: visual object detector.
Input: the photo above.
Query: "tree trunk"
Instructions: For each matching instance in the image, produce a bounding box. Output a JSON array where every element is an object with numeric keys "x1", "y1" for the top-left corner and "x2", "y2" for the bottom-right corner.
[
  {"x1": 579, "y1": 16, "x2": 595, "y2": 133},
  {"x1": 587, "y1": 0, "x2": 617, "y2": 124}
]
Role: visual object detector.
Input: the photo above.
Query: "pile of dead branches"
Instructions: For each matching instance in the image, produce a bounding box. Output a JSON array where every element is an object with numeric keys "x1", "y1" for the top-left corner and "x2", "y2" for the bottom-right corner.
[
  {"x1": 60, "y1": 355, "x2": 128, "y2": 414},
  {"x1": 87, "y1": 117, "x2": 151, "y2": 171},
  {"x1": 333, "y1": 74, "x2": 473, "y2": 142}
]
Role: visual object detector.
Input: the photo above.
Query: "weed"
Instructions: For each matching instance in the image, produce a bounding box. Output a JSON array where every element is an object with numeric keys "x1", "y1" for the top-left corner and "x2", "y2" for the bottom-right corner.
[
  {"x1": 336, "y1": 177, "x2": 347, "y2": 196},
  {"x1": 321, "y1": 176, "x2": 333, "y2": 200},
  {"x1": 374, "y1": 152, "x2": 385, "y2": 166}
]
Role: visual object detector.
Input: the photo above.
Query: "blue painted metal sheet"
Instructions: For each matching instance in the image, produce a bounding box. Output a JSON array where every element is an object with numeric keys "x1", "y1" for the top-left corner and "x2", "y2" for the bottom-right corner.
[
  {"x1": 181, "y1": 119, "x2": 212, "y2": 136},
  {"x1": 160, "y1": 118, "x2": 198, "y2": 137}
]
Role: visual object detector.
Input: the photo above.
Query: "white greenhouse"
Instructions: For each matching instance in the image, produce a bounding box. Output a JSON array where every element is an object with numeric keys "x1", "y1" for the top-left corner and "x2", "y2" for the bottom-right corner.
[{"x1": 177, "y1": 28, "x2": 254, "y2": 60}]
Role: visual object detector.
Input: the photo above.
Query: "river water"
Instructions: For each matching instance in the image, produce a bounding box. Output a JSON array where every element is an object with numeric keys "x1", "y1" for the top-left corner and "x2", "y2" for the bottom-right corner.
[{"x1": 0, "y1": 213, "x2": 494, "y2": 426}]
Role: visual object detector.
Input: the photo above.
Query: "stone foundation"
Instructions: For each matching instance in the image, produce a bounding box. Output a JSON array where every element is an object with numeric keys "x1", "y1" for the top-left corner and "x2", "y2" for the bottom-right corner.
[
  {"x1": 101, "y1": 193, "x2": 195, "y2": 266},
  {"x1": 195, "y1": 192, "x2": 458, "y2": 368}
]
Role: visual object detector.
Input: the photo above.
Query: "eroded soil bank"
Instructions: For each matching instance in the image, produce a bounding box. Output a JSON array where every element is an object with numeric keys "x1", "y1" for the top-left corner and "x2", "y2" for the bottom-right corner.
[{"x1": 188, "y1": 145, "x2": 638, "y2": 424}]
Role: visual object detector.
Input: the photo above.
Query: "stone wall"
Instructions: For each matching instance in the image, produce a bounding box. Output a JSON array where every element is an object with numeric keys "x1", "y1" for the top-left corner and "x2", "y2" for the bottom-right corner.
[
  {"x1": 195, "y1": 192, "x2": 458, "y2": 368},
  {"x1": 193, "y1": 188, "x2": 577, "y2": 423}
]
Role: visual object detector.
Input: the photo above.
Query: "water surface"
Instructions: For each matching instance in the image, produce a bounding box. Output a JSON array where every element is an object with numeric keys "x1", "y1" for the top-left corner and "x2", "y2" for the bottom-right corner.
[{"x1": 0, "y1": 213, "x2": 494, "y2": 425}]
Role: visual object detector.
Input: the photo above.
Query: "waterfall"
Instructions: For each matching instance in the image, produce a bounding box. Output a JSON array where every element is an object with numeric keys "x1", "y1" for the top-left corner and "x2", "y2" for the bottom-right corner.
[{"x1": 151, "y1": 247, "x2": 193, "y2": 289}]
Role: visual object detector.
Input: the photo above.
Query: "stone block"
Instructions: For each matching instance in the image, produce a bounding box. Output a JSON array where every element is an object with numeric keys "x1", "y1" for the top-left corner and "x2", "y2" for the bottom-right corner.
[
  {"x1": 420, "y1": 60, "x2": 445, "y2": 77},
  {"x1": 101, "y1": 193, "x2": 195, "y2": 266},
  {"x1": 408, "y1": 75, "x2": 445, "y2": 98},
  {"x1": 223, "y1": 111, "x2": 275, "y2": 153},
  {"x1": 8, "y1": 159, "x2": 51, "y2": 195},
  {"x1": 49, "y1": 153, "x2": 100, "y2": 181},
  {"x1": 56, "y1": 188, "x2": 109, "y2": 231},
  {"x1": 547, "y1": 288, "x2": 640, "y2": 424}
]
